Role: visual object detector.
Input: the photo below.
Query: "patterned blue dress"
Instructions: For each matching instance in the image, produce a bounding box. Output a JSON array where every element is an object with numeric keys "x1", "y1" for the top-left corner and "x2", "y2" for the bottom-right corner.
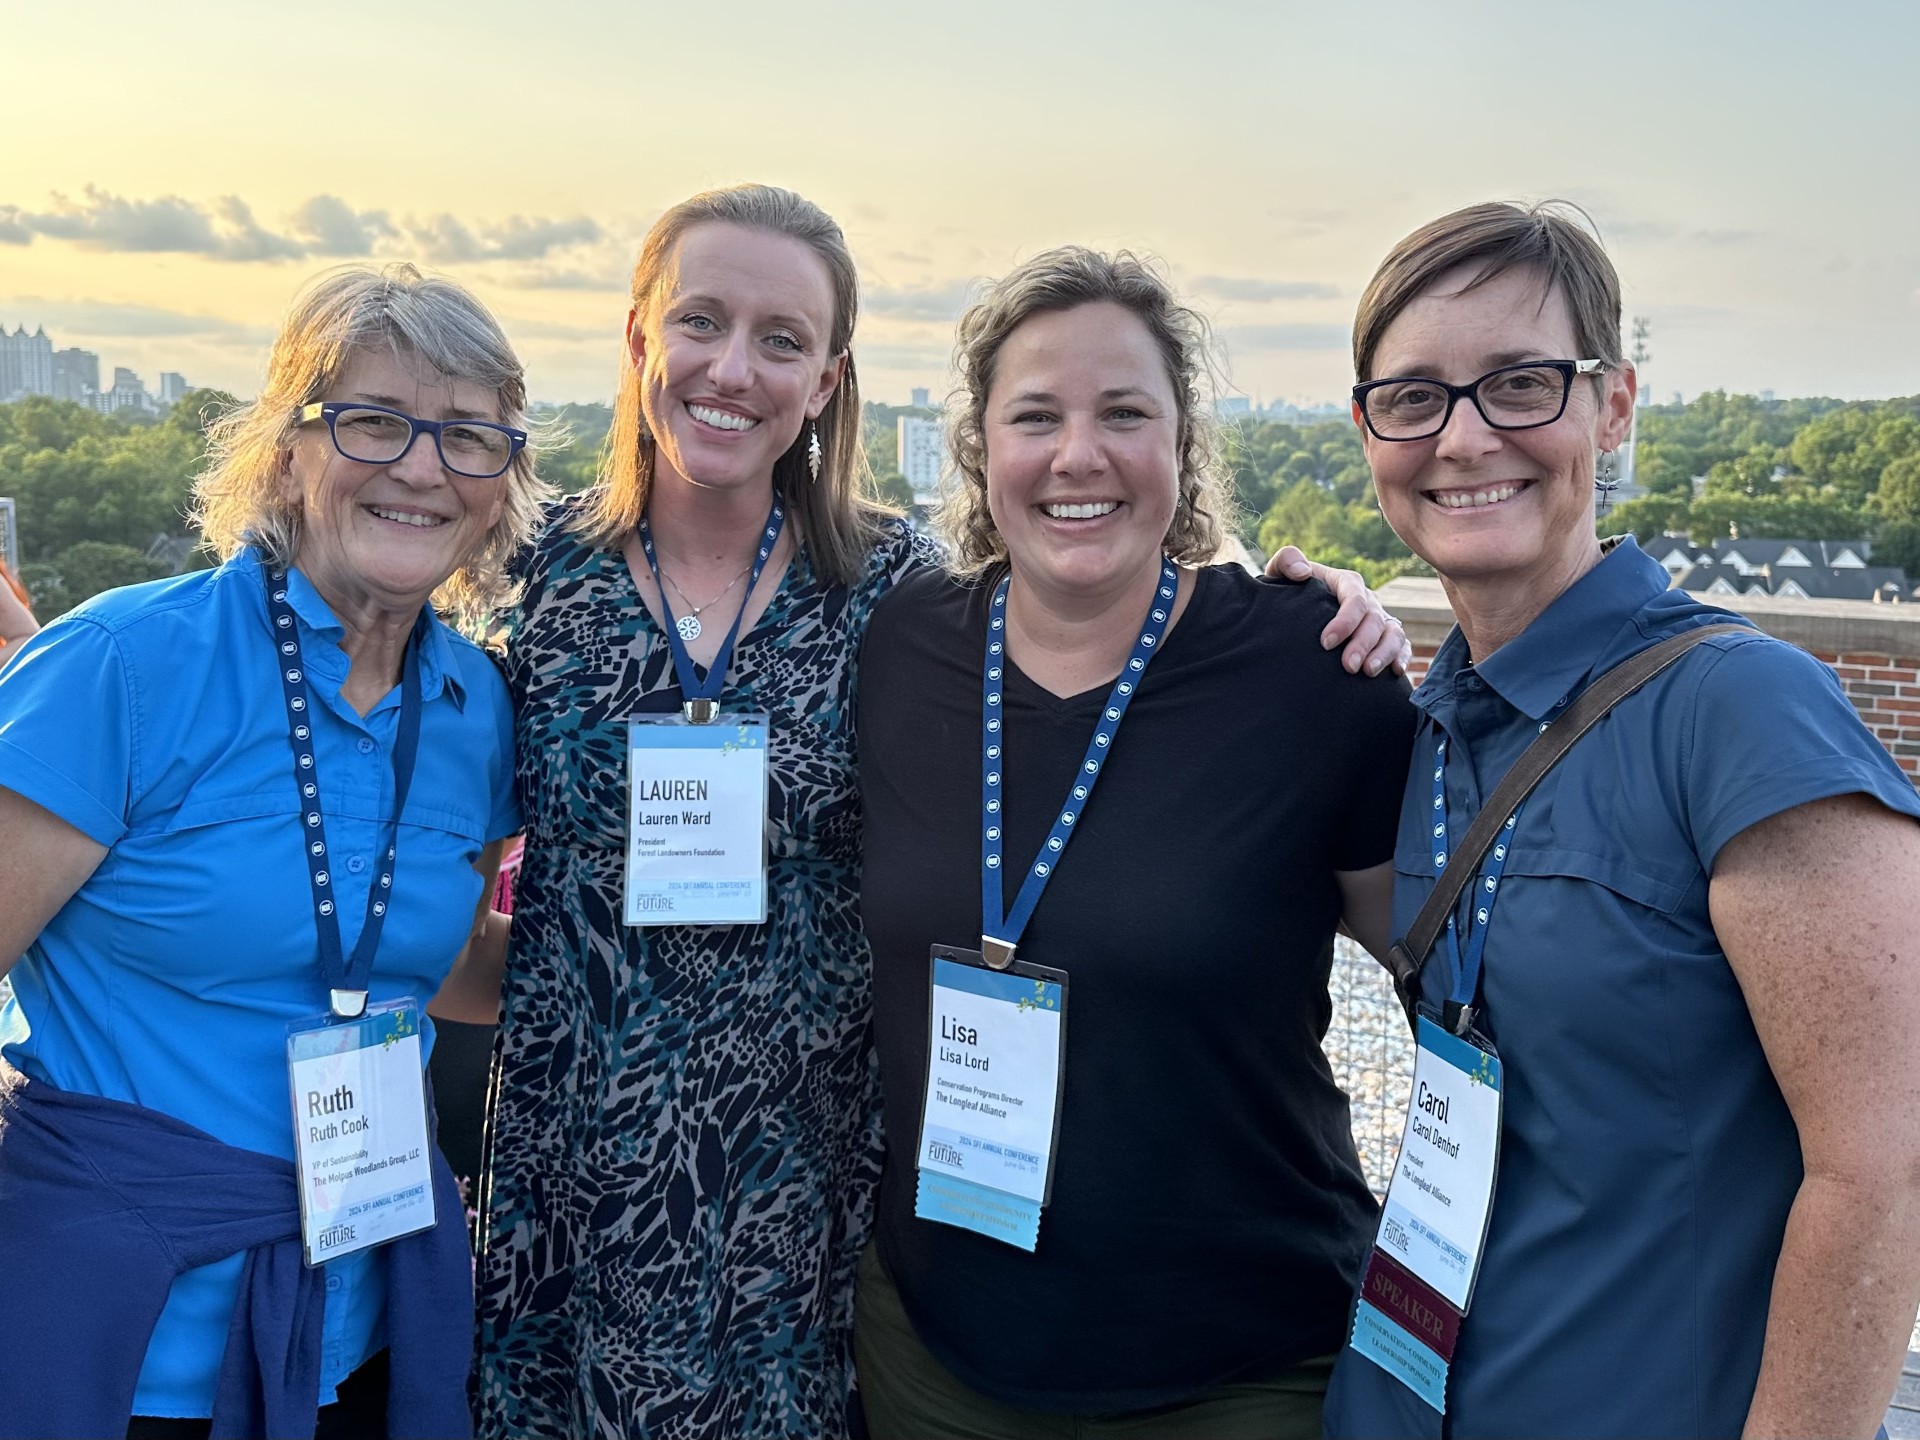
[{"x1": 475, "y1": 499, "x2": 929, "y2": 1438}]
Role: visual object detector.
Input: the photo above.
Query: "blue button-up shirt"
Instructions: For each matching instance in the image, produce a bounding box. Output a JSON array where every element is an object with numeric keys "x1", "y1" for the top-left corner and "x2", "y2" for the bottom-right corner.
[
  {"x1": 0, "y1": 550, "x2": 518, "y2": 1417},
  {"x1": 1326, "y1": 539, "x2": 1920, "y2": 1439}
]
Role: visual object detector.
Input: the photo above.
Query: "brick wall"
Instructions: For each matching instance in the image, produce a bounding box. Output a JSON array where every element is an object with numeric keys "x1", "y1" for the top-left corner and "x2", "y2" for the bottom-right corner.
[
  {"x1": 1382, "y1": 579, "x2": 1920, "y2": 786},
  {"x1": 1824, "y1": 654, "x2": 1920, "y2": 778}
]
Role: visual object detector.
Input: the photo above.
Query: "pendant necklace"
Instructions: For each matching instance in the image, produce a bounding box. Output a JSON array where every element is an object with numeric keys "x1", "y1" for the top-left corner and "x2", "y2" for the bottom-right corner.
[{"x1": 660, "y1": 561, "x2": 755, "y2": 642}]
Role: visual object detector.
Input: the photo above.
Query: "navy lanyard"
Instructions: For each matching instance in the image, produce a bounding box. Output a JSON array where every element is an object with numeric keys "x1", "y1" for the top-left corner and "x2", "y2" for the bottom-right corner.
[
  {"x1": 263, "y1": 562, "x2": 424, "y2": 1020},
  {"x1": 1429, "y1": 725, "x2": 1543, "y2": 1035},
  {"x1": 980, "y1": 558, "x2": 1178, "y2": 968},
  {"x1": 638, "y1": 500, "x2": 784, "y2": 724}
]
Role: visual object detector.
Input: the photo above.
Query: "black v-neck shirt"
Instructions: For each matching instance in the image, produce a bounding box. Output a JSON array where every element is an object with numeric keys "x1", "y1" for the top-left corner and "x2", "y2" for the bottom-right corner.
[{"x1": 857, "y1": 562, "x2": 1416, "y2": 1411}]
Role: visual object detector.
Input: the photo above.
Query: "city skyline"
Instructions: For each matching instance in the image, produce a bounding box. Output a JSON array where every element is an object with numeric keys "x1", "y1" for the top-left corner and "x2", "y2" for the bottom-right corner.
[
  {"x1": 3, "y1": 0, "x2": 1916, "y2": 408},
  {"x1": 0, "y1": 321, "x2": 184, "y2": 413}
]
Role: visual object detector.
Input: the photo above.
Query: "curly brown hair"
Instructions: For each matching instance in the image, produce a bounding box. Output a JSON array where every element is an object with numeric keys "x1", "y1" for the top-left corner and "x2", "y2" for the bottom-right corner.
[{"x1": 938, "y1": 246, "x2": 1234, "y2": 578}]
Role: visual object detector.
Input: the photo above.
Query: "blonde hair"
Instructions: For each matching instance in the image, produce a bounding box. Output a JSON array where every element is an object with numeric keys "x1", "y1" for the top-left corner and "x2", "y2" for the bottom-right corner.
[
  {"x1": 938, "y1": 246, "x2": 1232, "y2": 578},
  {"x1": 574, "y1": 184, "x2": 888, "y2": 586},
  {"x1": 192, "y1": 262, "x2": 549, "y2": 628},
  {"x1": 1353, "y1": 200, "x2": 1624, "y2": 382}
]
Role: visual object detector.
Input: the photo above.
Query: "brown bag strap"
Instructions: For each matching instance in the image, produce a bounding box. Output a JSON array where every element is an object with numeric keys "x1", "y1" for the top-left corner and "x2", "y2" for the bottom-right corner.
[{"x1": 1383, "y1": 622, "x2": 1748, "y2": 1026}]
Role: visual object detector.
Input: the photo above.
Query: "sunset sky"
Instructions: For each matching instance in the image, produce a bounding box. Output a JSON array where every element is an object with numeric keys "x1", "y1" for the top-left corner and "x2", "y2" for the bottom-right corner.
[{"x1": 4, "y1": 0, "x2": 1917, "y2": 408}]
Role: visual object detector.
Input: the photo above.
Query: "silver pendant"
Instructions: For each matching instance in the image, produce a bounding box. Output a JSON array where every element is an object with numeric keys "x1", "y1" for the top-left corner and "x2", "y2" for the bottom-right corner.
[{"x1": 676, "y1": 614, "x2": 702, "y2": 642}]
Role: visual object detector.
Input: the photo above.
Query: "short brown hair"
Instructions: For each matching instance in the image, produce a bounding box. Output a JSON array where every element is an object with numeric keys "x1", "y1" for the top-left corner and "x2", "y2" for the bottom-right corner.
[
  {"x1": 1352, "y1": 201, "x2": 1623, "y2": 382},
  {"x1": 940, "y1": 246, "x2": 1232, "y2": 578},
  {"x1": 576, "y1": 184, "x2": 888, "y2": 586}
]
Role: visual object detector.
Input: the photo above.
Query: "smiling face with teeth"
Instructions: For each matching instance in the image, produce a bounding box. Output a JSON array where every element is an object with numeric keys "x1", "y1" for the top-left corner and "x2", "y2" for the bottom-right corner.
[
  {"x1": 280, "y1": 346, "x2": 509, "y2": 627},
  {"x1": 1361, "y1": 265, "x2": 1635, "y2": 652},
  {"x1": 628, "y1": 222, "x2": 846, "y2": 507},
  {"x1": 984, "y1": 301, "x2": 1182, "y2": 616}
]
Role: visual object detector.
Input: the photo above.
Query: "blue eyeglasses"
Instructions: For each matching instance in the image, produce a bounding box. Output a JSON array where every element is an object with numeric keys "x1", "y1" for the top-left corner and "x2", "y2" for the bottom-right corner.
[{"x1": 296, "y1": 402, "x2": 527, "y2": 479}]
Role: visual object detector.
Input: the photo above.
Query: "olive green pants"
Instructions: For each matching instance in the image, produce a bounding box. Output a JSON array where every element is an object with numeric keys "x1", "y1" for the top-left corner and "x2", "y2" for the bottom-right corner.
[{"x1": 854, "y1": 1244, "x2": 1333, "y2": 1440}]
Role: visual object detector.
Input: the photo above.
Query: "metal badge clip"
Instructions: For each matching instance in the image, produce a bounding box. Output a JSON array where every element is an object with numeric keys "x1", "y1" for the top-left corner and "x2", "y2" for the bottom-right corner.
[
  {"x1": 330, "y1": 989, "x2": 369, "y2": 1019},
  {"x1": 981, "y1": 937, "x2": 1018, "y2": 971}
]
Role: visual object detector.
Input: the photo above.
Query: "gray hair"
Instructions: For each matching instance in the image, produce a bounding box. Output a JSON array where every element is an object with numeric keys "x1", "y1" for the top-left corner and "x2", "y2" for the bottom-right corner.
[{"x1": 191, "y1": 262, "x2": 550, "y2": 628}]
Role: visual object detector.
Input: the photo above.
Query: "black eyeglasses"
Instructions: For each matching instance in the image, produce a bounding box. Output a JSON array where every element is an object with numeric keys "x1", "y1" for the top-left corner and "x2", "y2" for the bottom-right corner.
[
  {"x1": 296, "y1": 401, "x2": 528, "y2": 479},
  {"x1": 1352, "y1": 359, "x2": 1607, "y2": 442}
]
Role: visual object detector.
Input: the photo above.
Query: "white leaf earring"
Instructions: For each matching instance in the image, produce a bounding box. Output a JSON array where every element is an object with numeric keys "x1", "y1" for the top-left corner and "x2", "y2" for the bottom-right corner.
[{"x1": 807, "y1": 422, "x2": 823, "y2": 482}]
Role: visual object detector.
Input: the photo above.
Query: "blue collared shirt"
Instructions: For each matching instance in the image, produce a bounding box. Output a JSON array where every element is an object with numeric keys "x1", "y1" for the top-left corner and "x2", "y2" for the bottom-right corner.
[
  {"x1": 0, "y1": 549, "x2": 518, "y2": 1417},
  {"x1": 1326, "y1": 539, "x2": 1920, "y2": 1439}
]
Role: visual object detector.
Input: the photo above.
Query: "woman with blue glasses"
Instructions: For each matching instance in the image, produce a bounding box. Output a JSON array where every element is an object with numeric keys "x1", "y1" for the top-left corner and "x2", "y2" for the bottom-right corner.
[{"x1": 0, "y1": 263, "x2": 541, "y2": 1438}]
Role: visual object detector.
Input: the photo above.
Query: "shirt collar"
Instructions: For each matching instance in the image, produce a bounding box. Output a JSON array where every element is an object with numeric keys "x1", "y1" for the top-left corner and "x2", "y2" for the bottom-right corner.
[
  {"x1": 240, "y1": 548, "x2": 465, "y2": 710},
  {"x1": 1416, "y1": 537, "x2": 1670, "y2": 723}
]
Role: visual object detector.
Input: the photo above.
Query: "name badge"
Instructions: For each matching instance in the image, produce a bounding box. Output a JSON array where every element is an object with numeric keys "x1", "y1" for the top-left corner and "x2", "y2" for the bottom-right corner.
[
  {"x1": 1348, "y1": 1011, "x2": 1503, "y2": 1412},
  {"x1": 626, "y1": 713, "x2": 770, "y2": 926},
  {"x1": 913, "y1": 946, "x2": 1068, "y2": 1251},
  {"x1": 287, "y1": 1000, "x2": 436, "y2": 1267}
]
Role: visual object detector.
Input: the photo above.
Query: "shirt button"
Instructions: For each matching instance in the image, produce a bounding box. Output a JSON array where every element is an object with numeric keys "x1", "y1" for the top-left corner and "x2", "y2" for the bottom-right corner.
[
  {"x1": 325, "y1": 1274, "x2": 342, "y2": 1293},
  {"x1": 347, "y1": 856, "x2": 366, "y2": 874},
  {"x1": 357, "y1": 737, "x2": 376, "y2": 755}
]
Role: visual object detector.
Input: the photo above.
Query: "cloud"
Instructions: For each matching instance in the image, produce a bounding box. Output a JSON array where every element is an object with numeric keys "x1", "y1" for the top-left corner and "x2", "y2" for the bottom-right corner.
[
  {"x1": 1268, "y1": 208, "x2": 1348, "y2": 239},
  {"x1": 209, "y1": 197, "x2": 306, "y2": 262},
  {"x1": 0, "y1": 185, "x2": 603, "y2": 266},
  {"x1": 498, "y1": 264, "x2": 628, "y2": 292},
  {"x1": 1598, "y1": 215, "x2": 1760, "y2": 250},
  {"x1": 292, "y1": 195, "x2": 396, "y2": 256},
  {"x1": 863, "y1": 280, "x2": 977, "y2": 322},
  {"x1": 1193, "y1": 275, "x2": 1341, "y2": 303},
  {"x1": 501, "y1": 318, "x2": 614, "y2": 343},
  {"x1": 852, "y1": 341, "x2": 954, "y2": 372},
  {"x1": 24, "y1": 186, "x2": 225, "y2": 254},
  {"x1": 0, "y1": 296, "x2": 273, "y2": 342},
  {"x1": 1224, "y1": 323, "x2": 1351, "y2": 352},
  {"x1": 407, "y1": 212, "x2": 601, "y2": 263}
]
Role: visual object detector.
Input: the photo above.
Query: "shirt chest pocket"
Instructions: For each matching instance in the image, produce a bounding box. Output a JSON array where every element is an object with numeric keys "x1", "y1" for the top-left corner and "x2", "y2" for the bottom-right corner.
[
  {"x1": 1494, "y1": 844, "x2": 1697, "y2": 916},
  {"x1": 1395, "y1": 840, "x2": 1709, "y2": 1036}
]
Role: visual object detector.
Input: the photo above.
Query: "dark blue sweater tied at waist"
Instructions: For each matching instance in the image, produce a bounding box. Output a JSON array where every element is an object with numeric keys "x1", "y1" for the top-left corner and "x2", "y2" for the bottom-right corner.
[{"x1": 0, "y1": 1062, "x2": 474, "y2": 1440}]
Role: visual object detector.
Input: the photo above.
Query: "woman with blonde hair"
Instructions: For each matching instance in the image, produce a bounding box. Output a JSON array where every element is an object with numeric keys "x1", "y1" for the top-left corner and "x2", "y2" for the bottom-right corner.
[
  {"x1": 853, "y1": 246, "x2": 1413, "y2": 1438},
  {"x1": 0, "y1": 262, "x2": 533, "y2": 1437},
  {"x1": 473, "y1": 188, "x2": 1405, "y2": 1437}
]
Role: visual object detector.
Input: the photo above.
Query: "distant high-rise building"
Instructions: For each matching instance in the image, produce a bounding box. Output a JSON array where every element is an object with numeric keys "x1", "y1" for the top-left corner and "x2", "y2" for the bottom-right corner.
[
  {"x1": 158, "y1": 372, "x2": 189, "y2": 408},
  {"x1": 910, "y1": 387, "x2": 931, "y2": 409},
  {"x1": 0, "y1": 325, "x2": 54, "y2": 403},
  {"x1": 102, "y1": 367, "x2": 156, "y2": 416},
  {"x1": 897, "y1": 415, "x2": 946, "y2": 506},
  {"x1": 1216, "y1": 396, "x2": 1253, "y2": 418},
  {"x1": 52, "y1": 348, "x2": 101, "y2": 407}
]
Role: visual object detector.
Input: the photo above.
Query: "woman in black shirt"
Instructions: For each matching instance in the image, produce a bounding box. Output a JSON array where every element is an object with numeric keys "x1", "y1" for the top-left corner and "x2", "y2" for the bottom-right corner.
[{"x1": 856, "y1": 246, "x2": 1414, "y2": 1438}]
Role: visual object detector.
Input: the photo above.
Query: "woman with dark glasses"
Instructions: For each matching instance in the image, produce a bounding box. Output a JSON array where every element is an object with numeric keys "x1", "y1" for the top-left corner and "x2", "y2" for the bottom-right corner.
[
  {"x1": 1325, "y1": 201, "x2": 1920, "y2": 1439},
  {"x1": 0, "y1": 263, "x2": 540, "y2": 1437}
]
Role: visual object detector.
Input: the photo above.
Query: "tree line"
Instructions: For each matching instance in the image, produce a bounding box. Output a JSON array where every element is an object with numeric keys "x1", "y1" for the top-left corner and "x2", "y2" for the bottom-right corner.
[{"x1": 5, "y1": 389, "x2": 1918, "y2": 614}]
